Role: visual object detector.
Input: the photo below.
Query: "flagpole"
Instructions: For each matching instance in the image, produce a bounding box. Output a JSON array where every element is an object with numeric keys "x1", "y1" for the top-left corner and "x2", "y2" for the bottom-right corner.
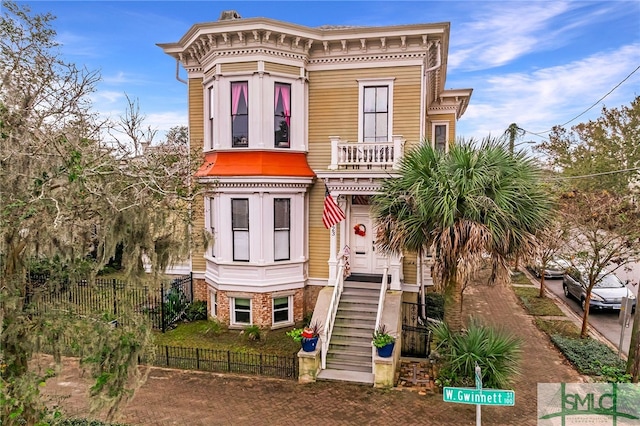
[{"x1": 328, "y1": 222, "x2": 338, "y2": 286}]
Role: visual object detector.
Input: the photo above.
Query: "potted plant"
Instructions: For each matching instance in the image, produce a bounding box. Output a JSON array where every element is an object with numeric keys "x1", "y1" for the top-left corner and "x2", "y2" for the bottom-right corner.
[
  {"x1": 372, "y1": 324, "x2": 396, "y2": 358},
  {"x1": 287, "y1": 321, "x2": 322, "y2": 352}
]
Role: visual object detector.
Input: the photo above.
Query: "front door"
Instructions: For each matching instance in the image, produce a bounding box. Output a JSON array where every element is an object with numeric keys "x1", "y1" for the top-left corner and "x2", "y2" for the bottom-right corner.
[{"x1": 350, "y1": 205, "x2": 387, "y2": 275}]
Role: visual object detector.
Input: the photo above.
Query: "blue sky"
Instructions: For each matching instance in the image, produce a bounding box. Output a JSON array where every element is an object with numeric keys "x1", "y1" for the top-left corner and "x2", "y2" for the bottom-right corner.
[{"x1": 16, "y1": 1, "x2": 640, "y2": 146}]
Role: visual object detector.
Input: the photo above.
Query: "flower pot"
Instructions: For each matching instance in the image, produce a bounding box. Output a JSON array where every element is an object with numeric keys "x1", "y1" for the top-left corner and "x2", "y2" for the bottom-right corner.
[
  {"x1": 301, "y1": 336, "x2": 319, "y2": 352},
  {"x1": 302, "y1": 328, "x2": 314, "y2": 339},
  {"x1": 376, "y1": 342, "x2": 395, "y2": 358}
]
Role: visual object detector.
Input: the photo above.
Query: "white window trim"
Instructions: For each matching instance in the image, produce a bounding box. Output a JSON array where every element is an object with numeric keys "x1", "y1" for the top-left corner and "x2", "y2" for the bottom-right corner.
[
  {"x1": 231, "y1": 296, "x2": 252, "y2": 326},
  {"x1": 274, "y1": 198, "x2": 290, "y2": 261},
  {"x1": 209, "y1": 289, "x2": 218, "y2": 318},
  {"x1": 357, "y1": 78, "x2": 395, "y2": 143},
  {"x1": 272, "y1": 294, "x2": 293, "y2": 325},
  {"x1": 431, "y1": 121, "x2": 450, "y2": 153}
]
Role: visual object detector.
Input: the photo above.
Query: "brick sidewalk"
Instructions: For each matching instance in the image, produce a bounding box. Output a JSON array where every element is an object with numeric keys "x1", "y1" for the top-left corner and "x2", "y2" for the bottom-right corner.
[{"x1": 42, "y1": 278, "x2": 585, "y2": 425}]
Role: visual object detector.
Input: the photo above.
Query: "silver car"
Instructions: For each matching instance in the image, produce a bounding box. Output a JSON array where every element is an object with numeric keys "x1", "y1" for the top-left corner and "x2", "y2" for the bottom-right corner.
[
  {"x1": 562, "y1": 268, "x2": 636, "y2": 312},
  {"x1": 530, "y1": 257, "x2": 571, "y2": 279}
]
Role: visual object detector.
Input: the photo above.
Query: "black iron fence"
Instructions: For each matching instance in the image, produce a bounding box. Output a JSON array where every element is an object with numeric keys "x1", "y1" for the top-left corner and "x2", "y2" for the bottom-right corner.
[
  {"x1": 401, "y1": 301, "x2": 432, "y2": 358},
  {"x1": 26, "y1": 274, "x2": 193, "y2": 332},
  {"x1": 146, "y1": 346, "x2": 298, "y2": 380}
]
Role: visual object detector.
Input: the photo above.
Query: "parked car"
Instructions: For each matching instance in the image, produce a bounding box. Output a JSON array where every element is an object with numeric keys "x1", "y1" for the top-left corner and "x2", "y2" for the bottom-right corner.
[
  {"x1": 529, "y1": 257, "x2": 571, "y2": 279},
  {"x1": 562, "y1": 267, "x2": 636, "y2": 312}
]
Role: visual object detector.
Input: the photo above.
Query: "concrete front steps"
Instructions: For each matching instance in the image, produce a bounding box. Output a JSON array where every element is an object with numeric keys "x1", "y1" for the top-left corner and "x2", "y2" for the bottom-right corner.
[{"x1": 317, "y1": 279, "x2": 381, "y2": 385}]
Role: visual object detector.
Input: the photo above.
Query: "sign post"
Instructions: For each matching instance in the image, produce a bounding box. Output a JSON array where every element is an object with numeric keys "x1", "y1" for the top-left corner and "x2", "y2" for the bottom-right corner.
[
  {"x1": 618, "y1": 296, "x2": 633, "y2": 357},
  {"x1": 475, "y1": 363, "x2": 482, "y2": 426},
  {"x1": 442, "y1": 363, "x2": 515, "y2": 425}
]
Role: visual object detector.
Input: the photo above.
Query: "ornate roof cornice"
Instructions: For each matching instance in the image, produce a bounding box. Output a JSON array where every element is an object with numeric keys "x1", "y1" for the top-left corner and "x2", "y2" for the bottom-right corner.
[{"x1": 158, "y1": 17, "x2": 449, "y2": 71}]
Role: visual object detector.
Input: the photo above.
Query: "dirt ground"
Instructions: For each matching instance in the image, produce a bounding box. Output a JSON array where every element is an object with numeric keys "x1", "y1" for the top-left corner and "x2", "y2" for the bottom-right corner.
[{"x1": 41, "y1": 275, "x2": 587, "y2": 425}]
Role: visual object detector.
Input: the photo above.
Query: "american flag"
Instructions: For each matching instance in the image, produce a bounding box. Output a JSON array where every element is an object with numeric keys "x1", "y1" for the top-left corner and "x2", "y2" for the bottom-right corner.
[{"x1": 322, "y1": 187, "x2": 345, "y2": 229}]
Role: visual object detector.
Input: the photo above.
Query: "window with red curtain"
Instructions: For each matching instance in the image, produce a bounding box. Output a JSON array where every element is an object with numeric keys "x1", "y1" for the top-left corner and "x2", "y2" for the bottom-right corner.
[
  {"x1": 274, "y1": 82, "x2": 291, "y2": 148},
  {"x1": 231, "y1": 81, "x2": 248, "y2": 147}
]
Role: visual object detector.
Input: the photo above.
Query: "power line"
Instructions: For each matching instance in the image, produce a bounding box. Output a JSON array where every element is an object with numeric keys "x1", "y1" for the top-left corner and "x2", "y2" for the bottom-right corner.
[
  {"x1": 545, "y1": 166, "x2": 640, "y2": 181},
  {"x1": 523, "y1": 64, "x2": 640, "y2": 136}
]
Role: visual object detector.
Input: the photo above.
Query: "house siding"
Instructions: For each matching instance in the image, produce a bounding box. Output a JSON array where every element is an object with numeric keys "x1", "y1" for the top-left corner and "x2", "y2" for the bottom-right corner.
[
  {"x1": 220, "y1": 61, "x2": 259, "y2": 73},
  {"x1": 308, "y1": 183, "x2": 331, "y2": 279},
  {"x1": 307, "y1": 66, "x2": 422, "y2": 170},
  {"x1": 189, "y1": 78, "x2": 206, "y2": 274},
  {"x1": 264, "y1": 62, "x2": 299, "y2": 76}
]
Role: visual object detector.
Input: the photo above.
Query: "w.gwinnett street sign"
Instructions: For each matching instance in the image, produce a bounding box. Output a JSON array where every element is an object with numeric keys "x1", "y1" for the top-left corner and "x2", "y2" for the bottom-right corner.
[{"x1": 443, "y1": 387, "x2": 515, "y2": 406}]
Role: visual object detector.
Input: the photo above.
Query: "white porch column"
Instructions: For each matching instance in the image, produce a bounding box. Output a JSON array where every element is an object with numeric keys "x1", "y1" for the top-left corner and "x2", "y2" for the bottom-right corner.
[
  {"x1": 392, "y1": 135, "x2": 405, "y2": 170},
  {"x1": 328, "y1": 136, "x2": 340, "y2": 170},
  {"x1": 389, "y1": 252, "x2": 403, "y2": 290},
  {"x1": 327, "y1": 224, "x2": 338, "y2": 286}
]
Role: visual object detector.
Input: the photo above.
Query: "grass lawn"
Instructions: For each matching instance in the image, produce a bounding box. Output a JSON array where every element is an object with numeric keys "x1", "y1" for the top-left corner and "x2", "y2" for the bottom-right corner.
[
  {"x1": 152, "y1": 320, "x2": 301, "y2": 356},
  {"x1": 511, "y1": 271, "x2": 534, "y2": 285},
  {"x1": 534, "y1": 318, "x2": 582, "y2": 339},
  {"x1": 513, "y1": 285, "x2": 565, "y2": 317}
]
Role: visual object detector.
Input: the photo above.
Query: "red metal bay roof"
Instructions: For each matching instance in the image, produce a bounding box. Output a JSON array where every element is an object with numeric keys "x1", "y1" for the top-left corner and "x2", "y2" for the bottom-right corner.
[{"x1": 195, "y1": 151, "x2": 316, "y2": 178}]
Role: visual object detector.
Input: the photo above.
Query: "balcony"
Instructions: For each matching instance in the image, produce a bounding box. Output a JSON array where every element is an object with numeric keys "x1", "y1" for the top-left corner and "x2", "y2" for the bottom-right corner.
[{"x1": 328, "y1": 135, "x2": 405, "y2": 171}]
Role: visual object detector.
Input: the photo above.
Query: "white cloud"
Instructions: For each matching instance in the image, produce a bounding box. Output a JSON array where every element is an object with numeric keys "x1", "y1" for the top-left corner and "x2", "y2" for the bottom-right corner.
[
  {"x1": 456, "y1": 43, "x2": 640, "y2": 139},
  {"x1": 447, "y1": 1, "x2": 621, "y2": 71}
]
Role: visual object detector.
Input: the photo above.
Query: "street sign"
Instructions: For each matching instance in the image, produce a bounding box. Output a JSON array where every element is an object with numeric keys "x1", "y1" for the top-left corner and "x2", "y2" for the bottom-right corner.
[{"x1": 443, "y1": 387, "x2": 515, "y2": 406}]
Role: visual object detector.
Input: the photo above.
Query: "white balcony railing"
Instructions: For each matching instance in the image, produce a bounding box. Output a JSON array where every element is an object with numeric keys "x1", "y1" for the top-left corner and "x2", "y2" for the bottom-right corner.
[{"x1": 328, "y1": 135, "x2": 405, "y2": 170}]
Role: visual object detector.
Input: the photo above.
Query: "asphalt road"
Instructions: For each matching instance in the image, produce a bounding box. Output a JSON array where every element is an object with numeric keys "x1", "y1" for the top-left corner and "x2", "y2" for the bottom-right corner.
[{"x1": 537, "y1": 264, "x2": 638, "y2": 357}]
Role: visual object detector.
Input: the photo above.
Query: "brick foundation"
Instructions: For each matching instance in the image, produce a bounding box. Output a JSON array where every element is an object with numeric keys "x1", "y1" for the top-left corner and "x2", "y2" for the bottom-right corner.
[{"x1": 205, "y1": 286, "x2": 306, "y2": 328}]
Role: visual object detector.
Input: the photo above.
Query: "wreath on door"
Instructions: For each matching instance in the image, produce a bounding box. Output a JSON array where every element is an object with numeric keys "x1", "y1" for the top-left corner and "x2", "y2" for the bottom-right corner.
[{"x1": 354, "y1": 224, "x2": 366, "y2": 237}]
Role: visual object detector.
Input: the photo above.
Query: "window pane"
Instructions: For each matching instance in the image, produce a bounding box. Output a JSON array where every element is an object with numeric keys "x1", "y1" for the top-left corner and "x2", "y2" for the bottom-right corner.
[
  {"x1": 232, "y1": 199, "x2": 248, "y2": 228},
  {"x1": 274, "y1": 117, "x2": 289, "y2": 147},
  {"x1": 435, "y1": 125, "x2": 446, "y2": 151},
  {"x1": 376, "y1": 87, "x2": 388, "y2": 112},
  {"x1": 274, "y1": 199, "x2": 290, "y2": 229},
  {"x1": 273, "y1": 297, "x2": 288, "y2": 309},
  {"x1": 364, "y1": 87, "x2": 376, "y2": 112},
  {"x1": 208, "y1": 87, "x2": 214, "y2": 119},
  {"x1": 232, "y1": 115, "x2": 248, "y2": 147},
  {"x1": 235, "y1": 298, "x2": 250, "y2": 308},
  {"x1": 274, "y1": 308, "x2": 288, "y2": 323},
  {"x1": 233, "y1": 231, "x2": 249, "y2": 261},
  {"x1": 376, "y1": 113, "x2": 388, "y2": 141},
  {"x1": 363, "y1": 114, "x2": 375, "y2": 141},
  {"x1": 274, "y1": 231, "x2": 289, "y2": 260}
]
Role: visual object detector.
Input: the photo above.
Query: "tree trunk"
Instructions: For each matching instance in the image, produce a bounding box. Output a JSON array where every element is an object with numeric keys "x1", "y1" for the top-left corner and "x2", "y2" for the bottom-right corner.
[
  {"x1": 443, "y1": 271, "x2": 463, "y2": 332},
  {"x1": 627, "y1": 307, "x2": 640, "y2": 382},
  {"x1": 580, "y1": 293, "x2": 591, "y2": 339},
  {"x1": 538, "y1": 274, "x2": 546, "y2": 298}
]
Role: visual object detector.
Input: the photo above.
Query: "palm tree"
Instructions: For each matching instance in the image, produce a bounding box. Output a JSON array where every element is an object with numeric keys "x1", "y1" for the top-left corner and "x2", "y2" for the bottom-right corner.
[{"x1": 372, "y1": 138, "x2": 552, "y2": 331}]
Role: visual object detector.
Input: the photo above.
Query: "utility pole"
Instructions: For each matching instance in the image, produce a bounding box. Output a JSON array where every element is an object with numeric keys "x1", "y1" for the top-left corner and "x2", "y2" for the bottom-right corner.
[
  {"x1": 627, "y1": 308, "x2": 640, "y2": 382},
  {"x1": 504, "y1": 123, "x2": 524, "y2": 153}
]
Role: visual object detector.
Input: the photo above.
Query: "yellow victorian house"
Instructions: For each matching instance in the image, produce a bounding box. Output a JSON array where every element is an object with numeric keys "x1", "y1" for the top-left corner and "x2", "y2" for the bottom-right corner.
[{"x1": 159, "y1": 10, "x2": 471, "y2": 385}]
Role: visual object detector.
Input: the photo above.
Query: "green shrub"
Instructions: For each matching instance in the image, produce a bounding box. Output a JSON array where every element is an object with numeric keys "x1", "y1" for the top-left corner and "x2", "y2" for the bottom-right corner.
[
  {"x1": 425, "y1": 292, "x2": 444, "y2": 320},
  {"x1": 430, "y1": 319, "x2": 521, "y2": 389},
  {"x1": 243, "y1": 325, "x2": 261, "y2": 341},
  {"x1": 286, "y1": 328, "x2": 303, "y2": 343},
  {"x1": 184, "y1": 300, "x2": 207, "y2": 322},
  {"x1": 550, "y1": 335, "x2": 627, "y2": 378}
]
